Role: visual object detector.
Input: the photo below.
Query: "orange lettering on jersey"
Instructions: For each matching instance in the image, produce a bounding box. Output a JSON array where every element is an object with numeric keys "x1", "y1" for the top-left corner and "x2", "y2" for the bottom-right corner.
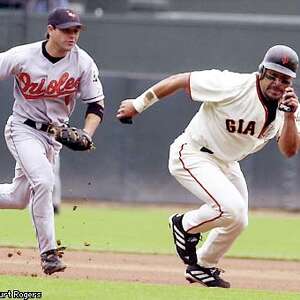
[
  {"x1": 226, "y1": 119, "x2": 256, "y2": 135},
  {"x1": 16, "y1": 72, "x2": 80, "y2": 101}
]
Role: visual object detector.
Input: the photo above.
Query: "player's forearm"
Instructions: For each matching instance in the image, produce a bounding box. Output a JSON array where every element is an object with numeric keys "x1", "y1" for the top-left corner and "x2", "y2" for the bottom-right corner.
[
  {"x1": 278, "y1": 114, "x2": 300, "y2": 157},
  {"x1": 132, "y1": 73, "x2": 190, "y2": 113},
  {"x1": 152, "y1": 73, "x2": 191, "y2": 99},
  {"x1": 116, "y1": 73, "x2": 190, "y2": 121},
  {"x1": 83, "y1": 113, "x2": 101, "y2": 137}
]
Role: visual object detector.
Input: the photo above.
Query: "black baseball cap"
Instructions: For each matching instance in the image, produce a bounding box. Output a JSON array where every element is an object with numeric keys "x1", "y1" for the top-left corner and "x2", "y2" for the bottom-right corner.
[{"x1": 48, "y1": 8, "x2": 83, "y2": 29}]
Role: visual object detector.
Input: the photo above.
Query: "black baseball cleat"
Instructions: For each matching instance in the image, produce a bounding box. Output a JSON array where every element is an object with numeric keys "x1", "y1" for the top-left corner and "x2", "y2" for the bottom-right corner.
[
  {"x1": 185, "y1": 264, "x2": 230, "y2": 288},
  {"x1": 169, "y1": 213, "x2": 201, "y2": 265},
  {"x1": 41, "y1": 248, "x2": 66, "y2": 275}
]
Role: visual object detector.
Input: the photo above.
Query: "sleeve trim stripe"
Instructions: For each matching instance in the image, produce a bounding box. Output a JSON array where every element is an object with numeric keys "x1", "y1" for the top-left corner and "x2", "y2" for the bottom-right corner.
[{"x1": 82, "y1": 95, "x2": 104, "y2": 102}]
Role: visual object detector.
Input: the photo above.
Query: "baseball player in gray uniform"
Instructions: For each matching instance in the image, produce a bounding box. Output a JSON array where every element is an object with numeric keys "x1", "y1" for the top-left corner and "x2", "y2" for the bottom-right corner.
[
  {"x1": 52, "y1": 153, "x2": 61, "y2": 214},
  {"x1": 0, "y1": 8, "x2": 104, "y2": 275},
  {"x1": 117, "y1": 45, "x2": 300, "y2": 288}
]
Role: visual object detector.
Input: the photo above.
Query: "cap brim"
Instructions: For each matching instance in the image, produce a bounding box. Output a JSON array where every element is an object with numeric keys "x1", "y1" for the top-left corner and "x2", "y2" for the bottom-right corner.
[
  {"x1": 264, "y1": 62, "x2": 296, "y2": 78},
  {"x1": 55, "y1": 22, "x2": 83, "y2": 29}
]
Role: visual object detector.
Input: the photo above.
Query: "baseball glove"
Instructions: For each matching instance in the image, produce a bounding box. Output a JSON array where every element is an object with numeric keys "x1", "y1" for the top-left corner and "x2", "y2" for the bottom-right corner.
[{"x1": 50, "y1": 126, "x2": 95, "y2": 151}]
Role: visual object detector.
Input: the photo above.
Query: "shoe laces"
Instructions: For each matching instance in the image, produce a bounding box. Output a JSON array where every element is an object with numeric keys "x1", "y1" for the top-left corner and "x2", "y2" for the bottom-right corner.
[
  {"x1": 186, "y1": 232, "x2": 202, "y2": 243},
  {"x1": 42, "y1": 246, "x2": 66, "y2": 261},
  {"x1": 210, "y1": 267, "x2": 225, "y2": 278},
  {"x1": 186, "y1": 236, "x2": 199, "y2": 244}
]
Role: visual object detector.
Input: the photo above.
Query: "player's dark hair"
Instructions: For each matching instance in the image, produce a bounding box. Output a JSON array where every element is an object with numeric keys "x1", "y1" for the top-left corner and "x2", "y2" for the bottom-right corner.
[{"x1": 45, "y1": 25, "x2": 56, "y2": 40}]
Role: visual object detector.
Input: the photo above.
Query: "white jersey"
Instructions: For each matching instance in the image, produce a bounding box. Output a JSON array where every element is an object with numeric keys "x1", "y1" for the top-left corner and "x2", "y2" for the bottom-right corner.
[
  {"x1": 0, "y1": 41, "x2": 104, "y2": 126},
  {"x1": 185, "y1": 69, "x2": 299, "y2": 162}
]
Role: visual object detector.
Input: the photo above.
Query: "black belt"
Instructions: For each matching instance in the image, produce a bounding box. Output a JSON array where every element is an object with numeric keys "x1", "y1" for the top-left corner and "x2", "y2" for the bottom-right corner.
[
  {"x1": 24, "y1": 119, "x2": 52, "y2": 133},
  {"x1": 200, "y1": 146, "x2": 214, "y2": 154}
]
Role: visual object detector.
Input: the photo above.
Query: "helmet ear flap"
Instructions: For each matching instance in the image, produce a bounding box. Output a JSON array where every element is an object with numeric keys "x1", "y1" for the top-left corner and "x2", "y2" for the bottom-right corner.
[
  {"x1": 258, "y1": 64, "x2": 265, "y2": 79},
  {"x1": 258, "y1": 64, "x2": 264, "y2": 74}
]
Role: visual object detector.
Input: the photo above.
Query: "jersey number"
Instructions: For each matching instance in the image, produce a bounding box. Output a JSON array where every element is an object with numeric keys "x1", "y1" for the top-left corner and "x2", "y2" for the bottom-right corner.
[{"x1": 226, "y1": 119, "x2": 256, "y2": 136}]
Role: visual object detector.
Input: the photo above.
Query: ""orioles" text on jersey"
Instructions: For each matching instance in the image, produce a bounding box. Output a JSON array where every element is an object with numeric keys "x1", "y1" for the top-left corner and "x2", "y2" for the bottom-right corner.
[
  {"x1": 0, "y1": 41, "x2": 104, "y2": 125},
  {"x1": 16, "y1": 72, "x2": 80, "y2": 100}
]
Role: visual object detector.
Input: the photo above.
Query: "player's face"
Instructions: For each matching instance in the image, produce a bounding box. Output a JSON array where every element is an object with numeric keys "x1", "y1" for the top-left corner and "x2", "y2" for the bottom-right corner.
[
  {"x1": 48, "y1": 25, "x2": 82, "y2": 52},
  {"x1": 260, "y1": 69, "x2": 293, "y2": 101}
]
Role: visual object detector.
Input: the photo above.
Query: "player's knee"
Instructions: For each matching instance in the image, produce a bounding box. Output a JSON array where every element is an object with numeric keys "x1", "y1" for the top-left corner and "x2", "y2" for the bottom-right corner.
[
  {"x1": 223, "y1": 201, "x2": 247, "y2": 225},
  {"x1": 222, "y1": 212, "x2": 248, "y2": 235},
  {"x1": 233, "y1": 212, "x2": 248, "y2": 232},
  {"x1": 35, "y1": 175, "x2": 55, "y2": 193}
]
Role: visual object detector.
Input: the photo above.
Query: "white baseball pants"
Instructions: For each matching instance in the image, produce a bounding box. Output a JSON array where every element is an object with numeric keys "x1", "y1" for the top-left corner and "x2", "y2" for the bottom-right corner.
[
  {"x1": 0, "y1": 116, "x2": 60, "y2": 254},
  {"x1": 52, "y1": 154, "x2": 61, "y2": 208},
  {"x1": 168, "y1": 133, "x2": 248, "y2": 268}
]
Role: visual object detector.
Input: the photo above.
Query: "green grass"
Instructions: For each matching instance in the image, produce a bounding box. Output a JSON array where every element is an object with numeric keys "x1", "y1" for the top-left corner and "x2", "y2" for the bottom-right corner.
[
  {"x1": 0, "y1": 275, "x2": 299, "y2": 300},
  {"x1": 227, "y1": 214, "x2": 300, "y2": 260},
  {"x1": 0, "y1": 205, "x2": 300, "y2": 300},
  {"x1": 0, "y1": 204, "x2": 299, "y2": 260}
]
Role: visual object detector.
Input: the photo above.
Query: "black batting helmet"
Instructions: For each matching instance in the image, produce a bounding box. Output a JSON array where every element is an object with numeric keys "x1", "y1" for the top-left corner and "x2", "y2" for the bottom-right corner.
[{"x1": 259, "y1": 45, "x2": 299, "y2": 78}]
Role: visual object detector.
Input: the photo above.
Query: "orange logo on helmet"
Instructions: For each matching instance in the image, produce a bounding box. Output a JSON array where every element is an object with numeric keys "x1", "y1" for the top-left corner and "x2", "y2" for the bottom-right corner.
[
  {"x1": 67, "y1": 11, "x2": 76, "y2": 18},
  {"x1": 282, "y1": 56, "x2": 289, "y2": 65}
]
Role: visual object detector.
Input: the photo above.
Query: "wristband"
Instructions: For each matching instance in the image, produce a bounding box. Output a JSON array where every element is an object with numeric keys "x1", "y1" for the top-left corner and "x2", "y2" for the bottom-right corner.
[{"x1": 132, "y1": 89, "x2": 159, "y2": 113}]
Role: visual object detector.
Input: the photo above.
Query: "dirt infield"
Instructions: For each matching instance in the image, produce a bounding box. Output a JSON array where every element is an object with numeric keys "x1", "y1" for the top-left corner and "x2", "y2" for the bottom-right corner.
[{"x1": 1, "y1": 247, "x2": 300, "y2": 292}]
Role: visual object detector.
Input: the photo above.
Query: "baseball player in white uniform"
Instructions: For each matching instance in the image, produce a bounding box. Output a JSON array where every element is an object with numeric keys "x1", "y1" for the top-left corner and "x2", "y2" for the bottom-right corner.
[
  {"x1": 0, "y1": 8, "x2": 104, "y2": 275},
  {"x1": 117, "y1": 45, "x2": 300, "y2": 288}
]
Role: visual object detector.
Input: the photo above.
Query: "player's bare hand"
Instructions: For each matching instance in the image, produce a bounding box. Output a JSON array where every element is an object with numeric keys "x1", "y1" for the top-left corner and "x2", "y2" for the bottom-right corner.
[
  {"x1": 116, "y1": 99, "x2": 138, "y2": 120},
  {"x1": 279, "y1": 87, "x2": 298, "y2": 113}
]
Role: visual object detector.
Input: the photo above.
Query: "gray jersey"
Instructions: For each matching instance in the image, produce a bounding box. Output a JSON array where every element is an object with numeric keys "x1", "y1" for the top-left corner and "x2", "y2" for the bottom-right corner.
[{"x1": 0, "y1": 41, "x2": 104, "y2": 125}]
